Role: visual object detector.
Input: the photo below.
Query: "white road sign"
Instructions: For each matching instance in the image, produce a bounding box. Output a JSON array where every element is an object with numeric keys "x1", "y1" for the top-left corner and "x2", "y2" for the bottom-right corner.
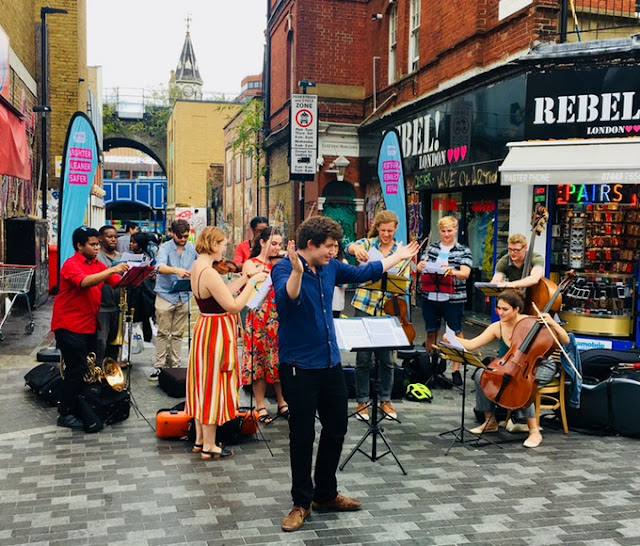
[{"x1": 290, "y1": 93, "x2": 318, "y2": 176}]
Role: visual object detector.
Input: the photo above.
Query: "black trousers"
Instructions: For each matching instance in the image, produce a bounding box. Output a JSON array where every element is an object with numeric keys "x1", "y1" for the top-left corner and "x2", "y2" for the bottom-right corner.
[
  {"x1": 279, "y1": 361, "x2": 348, "y2": 509},
  {"x1": 95, "y1": 310, "x2": 120, "y2": 366},
  {"x1": 55, "y1": 329, "x2": 96, "y2": 416}
]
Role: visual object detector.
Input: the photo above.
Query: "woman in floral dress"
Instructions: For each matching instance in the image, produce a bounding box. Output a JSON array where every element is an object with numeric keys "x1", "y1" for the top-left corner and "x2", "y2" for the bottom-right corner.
[{"x1": 241, "y1": 227, "x2": 288, "y2": 424}]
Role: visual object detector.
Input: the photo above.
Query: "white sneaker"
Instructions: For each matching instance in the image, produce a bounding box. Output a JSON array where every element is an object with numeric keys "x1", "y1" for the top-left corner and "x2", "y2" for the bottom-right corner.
[{"x1": 149, "y1": 368, "x2": 162, "y2": 381}]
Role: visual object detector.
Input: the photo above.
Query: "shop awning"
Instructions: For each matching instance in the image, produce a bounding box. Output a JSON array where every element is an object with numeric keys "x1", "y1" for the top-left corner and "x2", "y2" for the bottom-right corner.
[{"x1": 499, "y1": 137, "x2": 640, "y2": 186}]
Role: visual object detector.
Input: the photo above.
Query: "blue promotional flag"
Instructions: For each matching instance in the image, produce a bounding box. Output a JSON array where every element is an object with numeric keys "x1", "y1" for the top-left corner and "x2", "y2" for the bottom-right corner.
[
  {"x1": 58, "y1": 112, "x2": 100, "y2": 274},
  {"x1": 377, "y1": 129, "x2": 407, "y2": 244}
]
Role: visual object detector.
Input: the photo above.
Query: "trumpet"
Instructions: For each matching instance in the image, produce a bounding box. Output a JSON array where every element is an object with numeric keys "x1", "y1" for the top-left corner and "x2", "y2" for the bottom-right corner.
[{"x1": 60, "y1": 352, "x2": 125, "y2": 392}]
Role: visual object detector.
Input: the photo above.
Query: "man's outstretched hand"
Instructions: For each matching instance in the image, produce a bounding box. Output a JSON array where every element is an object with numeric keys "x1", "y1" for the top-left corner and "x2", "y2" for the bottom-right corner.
[{"x1": 286, "y1": 240, "x2": 303, "y2": 274}]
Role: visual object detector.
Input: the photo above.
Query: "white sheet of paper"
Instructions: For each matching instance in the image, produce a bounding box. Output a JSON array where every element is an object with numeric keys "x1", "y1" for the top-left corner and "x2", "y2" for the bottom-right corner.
[
  {"x1": 334, "y1": 317, "x2": 410, "y2": 351},
  {"x1": 357, "y1": 246, "x2": 398, "y2": 274},
  {"x1": 246, "y1": 274, "x2": 273, "y2": 310},
  {"x1": 424, "y1": 262, "x2": 447, "y2": 275},
  {"x1": 120, "y1": 252, "x2": 150, "y2": 267},
  {"x1": 444, "y1": 325, "x2": 466, "y2": 351}
]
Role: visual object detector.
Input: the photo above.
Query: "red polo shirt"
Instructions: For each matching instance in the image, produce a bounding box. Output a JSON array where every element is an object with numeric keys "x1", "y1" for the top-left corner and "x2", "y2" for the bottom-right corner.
[
  {"x1": 233, "y1": 240, "x2": 251, "y2": 266},
  {"x1": 51, "y1": 252, "x2": 120, "y2": 334}
]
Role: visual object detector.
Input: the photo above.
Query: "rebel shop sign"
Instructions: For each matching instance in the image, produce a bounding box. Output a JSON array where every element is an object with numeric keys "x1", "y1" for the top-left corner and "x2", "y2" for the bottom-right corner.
[
  {"x1": 525, "y1": 66, "x2": 640, "y2": 140},
  {"x1": 395, "y1": 101, "x2": 472, "y2": 175}
]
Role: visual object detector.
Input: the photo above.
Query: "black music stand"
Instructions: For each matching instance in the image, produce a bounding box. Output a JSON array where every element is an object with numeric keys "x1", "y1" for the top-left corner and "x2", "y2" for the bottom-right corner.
[
  {"x1": 337, "y1": 317, "x2": 412, "y2": 475},
  {"x1": 169, "y1": 279, "x2": 194, "y2": 352},
  {"x1": 435, "y1": 343, "x2": 501, "y2": 454},
  {"x1": 115, "y1": 264, "x2": 156, "y2": 428}
]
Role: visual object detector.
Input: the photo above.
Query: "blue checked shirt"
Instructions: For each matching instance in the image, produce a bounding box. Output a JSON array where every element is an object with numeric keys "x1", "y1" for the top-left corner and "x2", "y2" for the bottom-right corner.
[
  {"x1": 350, "y1": 237, "x2": 411, "y2": 316},
  {"x1": 272, "y1": 255, "x2": 383, "y2": 369},
  {"x1": 154, "y1": 239, "x2": 198, "y2": 304}
]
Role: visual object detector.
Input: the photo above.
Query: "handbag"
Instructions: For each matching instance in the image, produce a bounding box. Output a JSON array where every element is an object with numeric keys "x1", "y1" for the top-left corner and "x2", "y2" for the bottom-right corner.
[{"x1": 420, "y1": 272, "x2": 454, "y2": 294}]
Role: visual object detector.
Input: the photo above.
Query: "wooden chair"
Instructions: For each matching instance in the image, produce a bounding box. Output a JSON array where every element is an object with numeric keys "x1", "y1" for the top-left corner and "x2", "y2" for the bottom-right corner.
[
  {"x1": 504, "y1": 367, "x2": 568, "y2": 434},
  {"x1": 536, "y1": 367, "x2": 568, "y2": 434}
]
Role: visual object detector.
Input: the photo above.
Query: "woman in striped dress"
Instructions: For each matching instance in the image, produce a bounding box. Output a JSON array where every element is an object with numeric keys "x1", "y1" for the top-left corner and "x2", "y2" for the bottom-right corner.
[{"x1": 186, "y1": 226, "x2": 267, "y2": 460}]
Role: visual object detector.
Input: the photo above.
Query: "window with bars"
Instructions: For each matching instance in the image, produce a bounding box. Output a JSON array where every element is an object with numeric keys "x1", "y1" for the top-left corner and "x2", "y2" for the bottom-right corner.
[
  {"x1": 388, "y1": 5, "x2": 398, "y2": 84},
  {"x1": 409, "y1": 0, "x2": 420, "y2": 73}
]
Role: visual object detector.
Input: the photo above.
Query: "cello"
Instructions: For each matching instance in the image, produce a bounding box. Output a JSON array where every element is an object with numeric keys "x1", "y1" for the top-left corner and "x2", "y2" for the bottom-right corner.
[
  {"x1": 522, "y1": 205, "x2": 561, "y2": 315},
  {"x1": 479, "y1": 272, "x2": 574, "y2": 410}
]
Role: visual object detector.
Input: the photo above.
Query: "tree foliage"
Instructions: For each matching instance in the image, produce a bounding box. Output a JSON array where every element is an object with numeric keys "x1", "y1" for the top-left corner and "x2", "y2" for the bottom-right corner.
[{"x1": 230, "y1": 99, "x2": 265, "y2": 176}]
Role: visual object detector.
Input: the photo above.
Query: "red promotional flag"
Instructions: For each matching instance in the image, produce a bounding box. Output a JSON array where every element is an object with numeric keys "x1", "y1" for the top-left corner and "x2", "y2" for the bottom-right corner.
[{"x1": 0, "y1": 102, "x2": 31, "y2": 180}]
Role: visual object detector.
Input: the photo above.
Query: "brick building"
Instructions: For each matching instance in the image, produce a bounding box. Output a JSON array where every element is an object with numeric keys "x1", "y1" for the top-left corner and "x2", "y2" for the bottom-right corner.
[{"x1": 264, "y1": 0, "x2": 640, "y2": 332}]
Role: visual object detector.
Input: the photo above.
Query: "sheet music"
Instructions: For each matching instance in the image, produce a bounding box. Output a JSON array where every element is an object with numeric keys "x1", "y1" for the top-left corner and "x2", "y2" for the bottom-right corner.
[
  {"x1": 120, "y1": 252, "x2": 151, "y2": 267},
  {"x1": 358, "y1": 246, "x2": 398, "y2": 274},
  {"x1": 444, "y1": 325, "x2": 467, "y2": 351},
  {"x1": 424, "y1": 262, "x2": 448, "y2": 275},
  {"x1": 334, "y1": 317, "x2": 410, "y2": 351},
  {"x1": 246, "y1": 274, "x2": 273, "y2": 311}
]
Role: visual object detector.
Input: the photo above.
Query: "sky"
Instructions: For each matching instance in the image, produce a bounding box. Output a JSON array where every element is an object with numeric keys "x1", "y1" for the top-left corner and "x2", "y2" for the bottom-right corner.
[{"x1": 86, "y1": 0, "x2": 267, "y2": 96}]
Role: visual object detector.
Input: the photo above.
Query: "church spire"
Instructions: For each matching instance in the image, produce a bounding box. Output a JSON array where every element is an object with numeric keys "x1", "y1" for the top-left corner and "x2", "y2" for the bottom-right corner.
[{"x1": 171, "y1": 13, "x2": 203, "y2": 99}]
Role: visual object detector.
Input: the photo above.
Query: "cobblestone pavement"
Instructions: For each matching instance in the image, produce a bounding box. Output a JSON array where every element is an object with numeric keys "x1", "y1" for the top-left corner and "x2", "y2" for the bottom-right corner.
[{"x1": 1, "y1": 300, "x2": 640, "y2": 545}]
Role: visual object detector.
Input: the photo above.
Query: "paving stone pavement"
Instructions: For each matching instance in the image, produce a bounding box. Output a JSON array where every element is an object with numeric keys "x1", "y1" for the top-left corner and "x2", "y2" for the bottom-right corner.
[{"x1": 1, "y1": 300, "x2": 640, "y2": 545}]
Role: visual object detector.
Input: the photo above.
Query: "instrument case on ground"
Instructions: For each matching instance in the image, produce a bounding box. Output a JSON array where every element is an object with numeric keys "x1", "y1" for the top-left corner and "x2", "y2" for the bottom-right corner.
[
  {"x1": 580, "y1": 348, "x2": 640, "y2": 382},
  {"x1": 78, "y1": 383, "x2": 130, "y2": 433},
  {"x1": 566, "y1": 375, "x2": 640, "y2": 437},
  {"x1": 156, "y1": 407, "x2": 192, "y2": 439},
  {"x1": 158, "y1": 367, "x2": 187, "y2": 398},
  {"x1": 24, "y1": 362, "x2": 64, "y2": 406}
]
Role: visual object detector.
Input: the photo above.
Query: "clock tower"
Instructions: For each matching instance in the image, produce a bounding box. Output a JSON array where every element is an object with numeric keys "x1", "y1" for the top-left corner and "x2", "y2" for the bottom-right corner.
[{"x1": 169, "y1": 15, "x2": 203, "y2": 100}]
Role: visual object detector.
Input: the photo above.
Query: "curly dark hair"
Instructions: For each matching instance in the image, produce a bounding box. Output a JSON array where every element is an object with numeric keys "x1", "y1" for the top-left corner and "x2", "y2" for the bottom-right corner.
[{"x1": 296, "y1": 216, "x2": 343, "y2": 249}]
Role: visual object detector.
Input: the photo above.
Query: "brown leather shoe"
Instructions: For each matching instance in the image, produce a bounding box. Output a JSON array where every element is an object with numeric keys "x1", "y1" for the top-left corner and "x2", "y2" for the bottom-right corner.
[
  {"x1": 281, "y1": 506, "x2": 311, "y2": 532},
  {"x1": 312, "y1": 494, "x2": 362, "y2": 512}
]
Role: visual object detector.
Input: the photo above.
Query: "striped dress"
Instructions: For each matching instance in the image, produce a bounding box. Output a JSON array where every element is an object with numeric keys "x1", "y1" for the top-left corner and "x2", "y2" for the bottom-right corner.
[{"x1": 185, "y1": 295, "x2": 239, "y2": 426}]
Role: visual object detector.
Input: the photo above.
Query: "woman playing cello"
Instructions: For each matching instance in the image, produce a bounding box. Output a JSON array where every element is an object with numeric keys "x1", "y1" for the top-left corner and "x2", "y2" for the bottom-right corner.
[{"x1": 444, "y1": 289, "x2": 569, "y2": 448}]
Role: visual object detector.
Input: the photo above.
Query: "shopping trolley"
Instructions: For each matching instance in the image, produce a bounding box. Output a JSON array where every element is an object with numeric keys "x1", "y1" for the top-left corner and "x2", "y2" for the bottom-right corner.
[{"x1": 0, "y1": 264, "x2": 36, "y2": 342}]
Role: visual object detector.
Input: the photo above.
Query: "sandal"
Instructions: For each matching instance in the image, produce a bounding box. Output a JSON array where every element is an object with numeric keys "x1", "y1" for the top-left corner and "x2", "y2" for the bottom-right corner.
[
  {"x1": 192, "y1": 443, "x2": 203, "y2": 453},
  {"x1": 201, "y1": 447, "x2": 234, "y2": 460},
  {"x1": 277, "y1": 404, "x2": 290, "y2": 419},
  {"x1": 257, "y1": 407, "x2": 273, "y2": 425}
]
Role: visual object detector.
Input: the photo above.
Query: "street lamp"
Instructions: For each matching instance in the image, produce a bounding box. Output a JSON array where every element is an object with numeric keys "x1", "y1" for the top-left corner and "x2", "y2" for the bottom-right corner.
[{"x1": 38, "y1": 6, "x2": 68, "y2": 220}]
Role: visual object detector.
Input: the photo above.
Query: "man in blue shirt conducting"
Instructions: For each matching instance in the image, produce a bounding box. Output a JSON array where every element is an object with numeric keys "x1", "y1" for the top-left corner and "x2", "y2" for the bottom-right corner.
[{"x1": 272, "y1": 216, "x2": 418, "y2": 532}]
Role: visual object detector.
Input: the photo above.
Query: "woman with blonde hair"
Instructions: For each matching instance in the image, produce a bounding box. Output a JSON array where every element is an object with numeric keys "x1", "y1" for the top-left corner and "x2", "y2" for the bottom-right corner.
[{"x1": 186, "y1": 226, "x2": 267, "y2": 460}]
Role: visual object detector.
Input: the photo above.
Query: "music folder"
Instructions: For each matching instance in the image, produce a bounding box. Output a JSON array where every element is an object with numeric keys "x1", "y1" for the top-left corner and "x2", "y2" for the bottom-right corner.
[
  {"x1": 334, "y1": 316, "x2": 412, "y2": 351},
  {"x1": 435, "y1": 342, "x2": 486, "y2": 369},
  {"x1": 170, "y1": 279, "x2": 192, "y2": 293},
  {"x1": 115, "y1": 264, "x2": 155, "y2": 288},
  {"x1": 474, "y1": 282, "x2": 505, "y2": 297}
]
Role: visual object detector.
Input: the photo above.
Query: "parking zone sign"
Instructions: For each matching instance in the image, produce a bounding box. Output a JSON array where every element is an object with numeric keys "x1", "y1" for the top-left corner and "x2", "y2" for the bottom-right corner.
[{"x1": 290, "y1": 94, "x2": 318, "y2": 177}]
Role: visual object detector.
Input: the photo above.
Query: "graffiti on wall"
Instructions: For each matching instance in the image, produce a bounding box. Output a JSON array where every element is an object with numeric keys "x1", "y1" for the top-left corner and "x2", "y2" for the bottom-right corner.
[
  {"x1": 407, "y1": 191, "x2": 423, "y2": 242},
  {"x1": 364, "y1": 185, "x2": 384, "y2": 232},
  {"x1": 415, "y1": 164, "x2": 498, "y2": 190},
  {"x1": 1, "y1": 175, "x2": 35, "y2": 217}
]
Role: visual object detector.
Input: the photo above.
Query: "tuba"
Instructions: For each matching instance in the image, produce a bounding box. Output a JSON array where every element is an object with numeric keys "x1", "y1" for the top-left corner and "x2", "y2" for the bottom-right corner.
[{"x1": 60, "y1": 352, "x2": 125, "y2": 392}]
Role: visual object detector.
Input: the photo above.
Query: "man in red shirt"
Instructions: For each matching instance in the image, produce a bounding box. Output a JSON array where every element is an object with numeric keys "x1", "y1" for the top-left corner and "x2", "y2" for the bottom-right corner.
[
  {"x1": 233, "y1": 216, "x2": 268, "y2": 266},
  {"x1": 52, "y1": 226, "x2": 129, "y2": 429}
]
